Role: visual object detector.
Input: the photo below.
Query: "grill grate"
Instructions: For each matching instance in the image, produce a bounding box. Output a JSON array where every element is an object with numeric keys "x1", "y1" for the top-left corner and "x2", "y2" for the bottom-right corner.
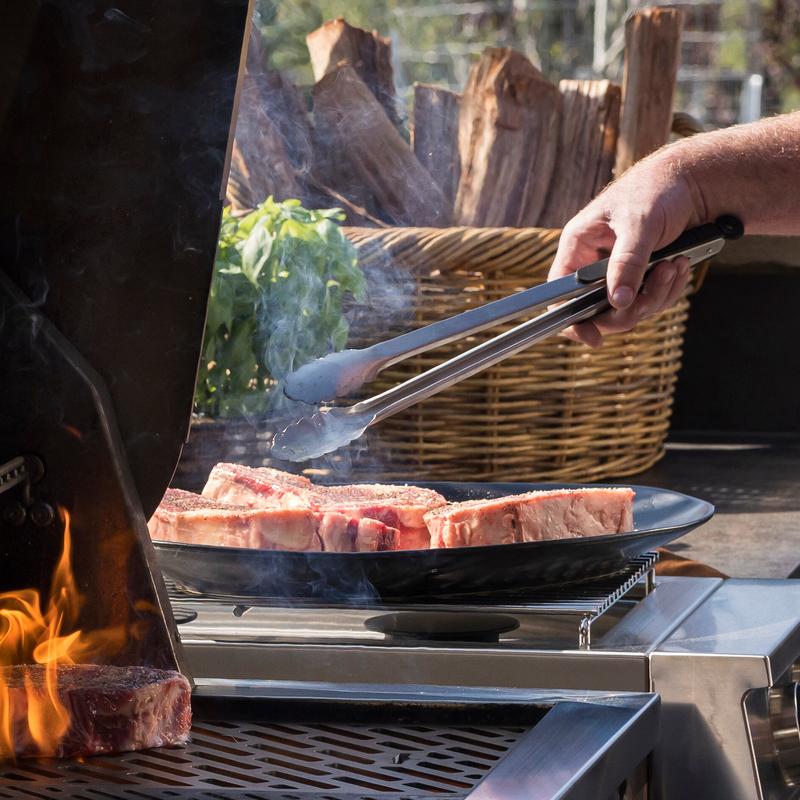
[{"x1": 0, "y1": 720, "x2": 525, "y2": 799}]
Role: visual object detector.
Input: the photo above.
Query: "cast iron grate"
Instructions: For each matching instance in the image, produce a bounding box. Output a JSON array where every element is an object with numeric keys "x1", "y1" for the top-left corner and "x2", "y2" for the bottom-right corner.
[{"x1": 0, "y1": 720, "x2": 525, "y2": 799}]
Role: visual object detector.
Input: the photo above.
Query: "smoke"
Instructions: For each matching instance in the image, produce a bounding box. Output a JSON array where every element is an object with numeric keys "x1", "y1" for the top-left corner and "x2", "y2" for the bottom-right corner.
[{"x1": 260, "y1": 240, "x2": 415, "y2": 481}]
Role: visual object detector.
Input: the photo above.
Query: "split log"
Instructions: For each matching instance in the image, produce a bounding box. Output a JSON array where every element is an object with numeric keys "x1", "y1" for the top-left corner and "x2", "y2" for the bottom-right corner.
[
  {"x1": 538, "y1": 79, "x2": 621, "y2": 227},
  {"x1": 615, "y1": 7, "x2": 684, "y2": 175},
  {"x1": 307, "y1": 18, "x2": 398, "y2": 125},
  {"x1": 263, "y1": 69, "x2": 313, "y2": 174},
  {"x1": 454, "y1": 48, "x2": 561, "y2": 228},
  {"x1": 312, "y1": 65, "x2": 450, "y2": 227},
  {"x1": 226, "y1": 24, "x2": 306, "y2": 210},
  {"x1": 226, "y1": 86, "x2": 302, "y2": 211},
  {"x1": 412, "y1": 84, "x2": 461, "y2": 208}
]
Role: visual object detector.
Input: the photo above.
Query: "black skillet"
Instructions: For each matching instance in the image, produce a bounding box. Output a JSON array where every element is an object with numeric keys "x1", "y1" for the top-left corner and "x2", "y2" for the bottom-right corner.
[{"x1": 153, "y1": 482, "x2": 713, "y2": 602}]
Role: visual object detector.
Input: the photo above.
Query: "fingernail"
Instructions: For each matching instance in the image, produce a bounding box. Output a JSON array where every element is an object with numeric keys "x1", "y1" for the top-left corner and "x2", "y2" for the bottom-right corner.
[{"x1": 611, "y1": 286, "x2": 634, "y2": 309}]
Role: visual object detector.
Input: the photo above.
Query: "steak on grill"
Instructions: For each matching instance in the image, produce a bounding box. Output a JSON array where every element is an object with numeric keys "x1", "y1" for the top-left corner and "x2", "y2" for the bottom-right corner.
[
  {"x1": 1, "y1": 664, "x2": 191, "y2": 759},
  {"x1": 148, "y1": 488, "x2": 320, "y2": 551},
  {"x1": 423, "y1": 488, "x2": 635, "y2": 548},
  {"x1": 202, "y1": 464, "x2": 446, "y2": 550},
  {"x1": 150, "y1": 488, "x2": 399, "y2": 552}
]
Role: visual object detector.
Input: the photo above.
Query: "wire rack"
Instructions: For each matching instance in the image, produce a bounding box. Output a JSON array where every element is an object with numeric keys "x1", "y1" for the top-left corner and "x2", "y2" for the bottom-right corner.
[{"x1": 168, "y1": 553, "x2": 658, "y2": 650}]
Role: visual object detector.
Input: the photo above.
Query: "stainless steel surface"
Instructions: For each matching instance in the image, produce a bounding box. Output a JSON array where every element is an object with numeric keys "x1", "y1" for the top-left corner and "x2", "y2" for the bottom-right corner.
[
  {"x1": 769, "y1": 682, "x2": 800, "y2": 787},
  {"x1": 652, "y1": 579, "x2": 800, "y2": 800},
  {"x1": 656, "y1": 579, "x2": 800, "y2": 679},
  {"x1": 275, "y1": 248, "x2": 720, "y2": 460},
  {"x1": 186, "y1": 642, "x2": 651, "y2": 691},
  {"x1": 284, "y1": 222, "x2": 735, "y2": 404},
  {"x1": 196, "y1": 682, "x2": 659, "y2": 800},
  {"x1": 468, "y1": 701, "x2": 653, "y2": 800},
  {"x1": 0, "y1": 683, "x2": 658, "y2": 800},
  {"x1": 172, "y1": 553, "x2": 659, "y2": 650},
  {"x1": 175, "y1": 576, "x2": 800, "y2": 799},
  {"x1": 175, "y1": 576, "x2": 715, "y2": 693}
]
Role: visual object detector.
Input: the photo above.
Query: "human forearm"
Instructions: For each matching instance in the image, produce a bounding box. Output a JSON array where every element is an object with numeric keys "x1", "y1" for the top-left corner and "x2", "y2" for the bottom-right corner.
[
  {"x1": 548, "y1": 111, "x2": 800, "y2": 346},
  {"x1": 663, "y1": 111, "x2": 800, "y2": 236}
]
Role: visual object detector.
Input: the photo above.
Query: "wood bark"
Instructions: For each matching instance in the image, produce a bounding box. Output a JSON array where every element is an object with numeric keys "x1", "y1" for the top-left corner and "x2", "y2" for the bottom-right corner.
[
  {"x1": 615, "y1": 7, "x2": 684, "y2": 175},
  {"x1": 454, "y1": 48, "x2": 561, "y2": 228},
  {"x1": 263, "y1": 69, "x2": 313, "y2": 174},
  {"x1": 412, "y1": 83, "x2": 461, "y2": 209},
  {"x1": 226, "y1": 85, "x2": 302, "y2": 212},
  {"x1": 312, "y1": 65, "x2": 450, "y2": 227},
  {"x1": 226, "y1": 24, "x2": 307, "y2": 210},
  {"x1": 306, "y1": 18, "x2": 398, "y2": 125},
  {"x1": 538, "y1": 79, "x2": 621, "y2": 227}
]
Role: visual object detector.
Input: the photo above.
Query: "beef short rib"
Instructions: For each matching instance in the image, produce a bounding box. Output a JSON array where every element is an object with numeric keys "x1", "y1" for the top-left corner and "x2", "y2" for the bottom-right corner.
[
  {"x1": 424, "y1": 487, "x2": 635, "y2": 548},
  {"x1": 1, "y1": 664, "x2": 191, "y2": 759}
]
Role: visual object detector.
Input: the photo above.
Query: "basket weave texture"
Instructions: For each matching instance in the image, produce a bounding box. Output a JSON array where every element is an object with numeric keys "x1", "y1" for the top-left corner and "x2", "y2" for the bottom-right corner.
[{"x1": 344, "y1": 225, "x2": 698, "y2": 483}]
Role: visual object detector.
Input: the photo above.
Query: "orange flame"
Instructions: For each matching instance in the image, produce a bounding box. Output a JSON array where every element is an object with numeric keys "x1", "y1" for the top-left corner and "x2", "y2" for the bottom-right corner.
[{"x1": 0, "y1": 510, "x2": 132, "y2": 759}]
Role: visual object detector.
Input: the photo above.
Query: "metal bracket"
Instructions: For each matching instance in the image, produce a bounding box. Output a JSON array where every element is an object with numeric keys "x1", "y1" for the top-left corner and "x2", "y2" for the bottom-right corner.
[
  {"x1": 0, "y1": 454, "x2": 47, "y2": 526},
  {"x1": 0, "y1": 455, "x2": 28, "y2": 497}
]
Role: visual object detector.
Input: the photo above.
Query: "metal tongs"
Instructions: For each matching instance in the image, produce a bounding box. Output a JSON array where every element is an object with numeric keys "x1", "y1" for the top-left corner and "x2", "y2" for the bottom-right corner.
[{"x1": 272, "y1": 216, "x2": 743, "y2": 461}]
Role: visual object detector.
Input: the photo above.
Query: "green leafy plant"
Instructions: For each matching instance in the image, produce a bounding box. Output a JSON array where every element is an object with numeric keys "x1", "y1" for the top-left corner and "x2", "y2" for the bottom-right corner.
[{"x1": 195, "y1": 198, "x2": 366, "y2": 417}]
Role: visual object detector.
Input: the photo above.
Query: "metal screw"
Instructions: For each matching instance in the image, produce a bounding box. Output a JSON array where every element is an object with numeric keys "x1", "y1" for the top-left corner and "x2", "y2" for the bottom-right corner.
[
  {"x1": 1, "y1": 503, "x2": 27, "y2": 527},
  {"x1": 29, "y1": 502, "x2": 55, "y2": 528}
]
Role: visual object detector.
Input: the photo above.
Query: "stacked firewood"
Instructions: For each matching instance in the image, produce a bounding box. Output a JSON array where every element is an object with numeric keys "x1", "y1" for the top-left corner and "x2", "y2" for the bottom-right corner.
[{"x1": 228, "y1": 8, "x2": 684, "y2": 228}]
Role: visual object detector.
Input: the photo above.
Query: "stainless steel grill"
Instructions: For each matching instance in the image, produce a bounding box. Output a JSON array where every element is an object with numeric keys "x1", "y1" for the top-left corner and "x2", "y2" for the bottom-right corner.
[
  {"x1": 168, "y1": 553, "x2": 658, "y2": 650},
  {"x1": 0, "y1": 720, "x2": 524, "y2": 799}
]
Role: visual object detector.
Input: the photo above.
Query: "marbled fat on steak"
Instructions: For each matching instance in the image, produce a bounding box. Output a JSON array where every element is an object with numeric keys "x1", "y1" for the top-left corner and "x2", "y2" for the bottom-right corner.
[
  {"x1": 423, "y1": 488, "x2": 635, "y2": 548},
  {"x1": 1, "y1": 664, "x2": 191, "y2": 759}
]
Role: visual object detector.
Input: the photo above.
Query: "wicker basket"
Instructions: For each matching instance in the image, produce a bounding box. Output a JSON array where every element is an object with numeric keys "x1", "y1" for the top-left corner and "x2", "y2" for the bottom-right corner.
[{"x1": 344, "y1": 225, "x2": 702, "y2": 483}]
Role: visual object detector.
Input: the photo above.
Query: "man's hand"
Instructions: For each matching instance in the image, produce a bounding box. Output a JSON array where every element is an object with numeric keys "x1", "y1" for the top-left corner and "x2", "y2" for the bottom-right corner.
[
  {"x1": 548, "y1": 151, "x2": 702, "y2": 346},
  {"x1": 548, "y1": 111, "x2": 800, "y2": 346}
]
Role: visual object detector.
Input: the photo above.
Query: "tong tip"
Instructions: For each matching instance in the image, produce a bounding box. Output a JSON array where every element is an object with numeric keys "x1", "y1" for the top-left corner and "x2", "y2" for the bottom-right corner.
[{"x1": 284, "y1": 349, "x2": 377, "y2": 403}]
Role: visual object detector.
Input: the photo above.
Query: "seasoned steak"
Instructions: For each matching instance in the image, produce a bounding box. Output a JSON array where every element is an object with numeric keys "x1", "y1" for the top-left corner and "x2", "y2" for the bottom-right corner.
[
  {"x1": 150, "y1": 488, "x2": 399, "y2": 553},
  {"x1": 318, "y1": 483, "x2": 443, "y2": 550},
  {"x1": 203, "y1": 464, "x2": 313, "y2": 509},
  {"x1": 148, "y1": 488, "x2": 320, "y2": 551},
  {"x1": 0, "y1": 664, "x2": 191, "y2": 759},
  {"x1": 317, "y1": 512, "x2": 398, "y2": 552},
  {"x1": 202, "y1": 464, "x2": 446, "y2": 550},
  {"x1": 424, "y1": 488, "x2": 635, "y2": 548}
]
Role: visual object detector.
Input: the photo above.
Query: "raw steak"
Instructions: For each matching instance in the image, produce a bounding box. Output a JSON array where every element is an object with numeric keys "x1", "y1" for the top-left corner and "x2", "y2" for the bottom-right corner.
[
  {"x1": 318, "y1": 483, "x2": 442, "y2": 550},
  {"x1": 202, "y1": 464, "x2": 446, "y2": 550},
  {"x1": 0, "y1": 664, "x2": 191, "y2": 759},
  {"x1": 317, "y1": 513, "x2": 397, "y2": 552},
  {"x1": 424, "y1": 488, "x2": 635, "y2": 548},
  {"x1": 150, "y1": 488, "x2": 398, "y2": 553},
  {"x1": 203, "y1": 464, "x2": 313, "y2": 509},
  {"x1": 149, "y1": 488, "x2": 320, "y2": 551}
]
